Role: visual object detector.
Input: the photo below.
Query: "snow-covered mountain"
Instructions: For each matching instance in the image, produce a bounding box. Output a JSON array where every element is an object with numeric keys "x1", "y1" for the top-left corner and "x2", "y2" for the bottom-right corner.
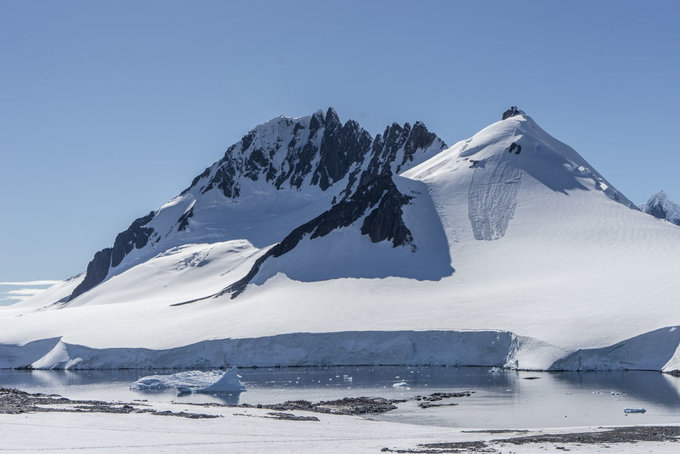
[
  {"x1": 2, "y1": 107, "x2": 680, "y2": 373},
  {"x1": 68, "y1": 107, "x2": 447, "y2": 302},
  {"x1": 640, "y1": 190, "x2": 680, "y2": 226}
]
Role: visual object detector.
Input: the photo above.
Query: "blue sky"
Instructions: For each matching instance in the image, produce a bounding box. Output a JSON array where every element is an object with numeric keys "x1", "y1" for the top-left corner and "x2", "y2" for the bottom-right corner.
[{"x1": 1, "y1": 0, "x2": 679, "y2": 294}]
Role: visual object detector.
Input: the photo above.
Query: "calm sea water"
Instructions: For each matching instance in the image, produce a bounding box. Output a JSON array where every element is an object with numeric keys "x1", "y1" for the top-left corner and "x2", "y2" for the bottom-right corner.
[{"x1": 2, "y1": 366, "x2": 679, "y2": 428}]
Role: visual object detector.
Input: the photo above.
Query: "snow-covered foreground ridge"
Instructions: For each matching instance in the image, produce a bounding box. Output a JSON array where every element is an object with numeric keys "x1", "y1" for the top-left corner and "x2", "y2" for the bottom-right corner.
[{"x1": 2, "y1": 107, "x2": 680, "y2": 372}]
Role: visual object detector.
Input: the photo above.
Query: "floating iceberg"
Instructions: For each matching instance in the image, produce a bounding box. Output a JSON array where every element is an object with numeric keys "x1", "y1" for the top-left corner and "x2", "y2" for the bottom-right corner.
[
  {"x1": 130, "y1": 367, "x2": 245, "y2": 393},
  {"x1": 198, "y1": 367, "x2": 246, "y2": 393}
]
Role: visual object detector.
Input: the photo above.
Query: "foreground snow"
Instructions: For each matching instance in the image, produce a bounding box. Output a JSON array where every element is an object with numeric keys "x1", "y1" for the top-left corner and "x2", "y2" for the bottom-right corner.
[{"x1": 0, "y1": 405, "x2": 678, "y2": 454}]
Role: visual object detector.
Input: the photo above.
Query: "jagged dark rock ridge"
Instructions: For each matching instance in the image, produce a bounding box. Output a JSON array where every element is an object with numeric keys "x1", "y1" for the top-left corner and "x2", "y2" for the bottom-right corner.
[
  {"x1": 222, "y1": 118, "x2": 446, "y2": 298},
  {"x1": 192, "y1": 108, "x2": 373, "y2": 198},
  {"x1": 70, "y1": 212, "x2": 155, "y2": 300},
  {"x1": 67, "y1": 108, "x2": 447, "y2": 302}
]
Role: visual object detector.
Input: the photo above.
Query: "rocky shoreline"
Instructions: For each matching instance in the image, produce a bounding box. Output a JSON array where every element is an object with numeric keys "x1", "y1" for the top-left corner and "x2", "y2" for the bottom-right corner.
[
  {"x1": 385, "y1": 426, "x2": 680, "y2": 453},
  {"x1": 0, "y1": 386, "x2": 217, "y2": 419},
  {"x1": 3, "y1": 385, "x2": 679, "y2": 452}
]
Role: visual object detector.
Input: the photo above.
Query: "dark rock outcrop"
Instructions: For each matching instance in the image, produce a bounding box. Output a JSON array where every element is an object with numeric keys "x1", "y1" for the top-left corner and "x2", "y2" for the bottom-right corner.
[
  {"x1": 177, "y1": 207, "x2": 194, "y2": 232},
  {"x1": 647, "y1": 200, "x2": 668, "y2": 220},
  {"x1": 502, "y1": 106, "x2": 524, "y2": 120},
  {"x1": 643, "y1": 191, "x2": 680, "y2": 226},
  {"x1": 370, "y1": 121, "x2": 443, "y2": 174},
  {"x1": 508, "y1": 142, "x2": 522, "y2": 155},
  {"x1": 110, "y1": 212, "x2": 155, "y2": 268},
  {"x1": 222, "y1": 171, "x2": 415, "y2": 298},
  {"x1": 361, "y1": 184, "x2": 413, "y2": 247},
  {"x1": 311, "y1": 116, "x2": 372, "y2": 190},
  {"x1": 68, "y1": 212, "x2": 155, "y2": 301},
  {"x1": 69, "y1": 248, "x2": 113, "y2": 300}
]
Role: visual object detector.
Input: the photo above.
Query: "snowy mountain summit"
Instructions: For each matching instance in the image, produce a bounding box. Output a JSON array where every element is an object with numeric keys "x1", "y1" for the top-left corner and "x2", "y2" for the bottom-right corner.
[{"x1": 3, "y1": 107, "x2": 680, "y2": 374}]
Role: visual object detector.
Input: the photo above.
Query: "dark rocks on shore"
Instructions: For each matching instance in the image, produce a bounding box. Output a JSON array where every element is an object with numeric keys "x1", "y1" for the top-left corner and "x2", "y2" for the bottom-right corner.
[
  {"x1": 385, "y1": 426, "x2": 680, "y2": 453},
  {"x1": 241, "y1": 396, "x2": 407, "y2": 416},
  {"x1": 0, "y1": 386, "x2": 217, "y2": 419},
  {"x1": 266, "y1": 411, "x2": 320, "y2": 422}
]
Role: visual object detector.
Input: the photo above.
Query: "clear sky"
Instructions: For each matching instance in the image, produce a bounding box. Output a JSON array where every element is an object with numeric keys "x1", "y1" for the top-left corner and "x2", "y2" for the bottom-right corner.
[{"x1": 1, "y1": 0, "x2": 678, "y2": 295}]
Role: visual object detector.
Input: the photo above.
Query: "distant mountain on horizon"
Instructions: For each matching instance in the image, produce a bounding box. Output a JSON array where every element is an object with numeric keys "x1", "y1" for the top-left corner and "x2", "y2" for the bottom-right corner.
[
  {"x1": 640, "y1": 190, "x2": 680, "y2": 226},
  {"x1": 3, "y1": 106, "x2": 680, "y2": 375}
]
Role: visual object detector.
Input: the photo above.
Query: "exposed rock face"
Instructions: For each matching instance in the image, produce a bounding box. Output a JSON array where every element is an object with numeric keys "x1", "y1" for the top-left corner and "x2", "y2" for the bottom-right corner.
[
  {"x1": 221, "y1": 119, "x2": 446, "y2": 298},
  {"x1": 372, "y1": 122, "x2": 443, "y2": 174},
  {"x1": 198, "y1": 108, "x2": 373, "y2": 197},
  {"x1": 110, "y1": 212, "x2": 155, "y2": 268},
  {"x1": 70, "y1": 248, "x2": 113, "y2": 300},
  {"x1": 508, "y1": 142, "x2": 522, "y2": 154},
  {"x1": 312, "y1": 115, "x2": 372, "y2": 191},
  {"x1": 70, "y1": 212, "x2": 155, "y2": 300},
  {"x1": 176, "y1": 207, "x2": 194, "y2": 232},
  {"x1": 502, "y1": 106, "x2": 524, "y2": 120},
  {"x1": 359, "y1": 176, "x2": 414, "y2": 247},
  {"x1": 67, "y1": 108, "x2": 447, "y2": 302},
  {"x1": 643, "y1": 191, "x2": 680, "y2": 226}
]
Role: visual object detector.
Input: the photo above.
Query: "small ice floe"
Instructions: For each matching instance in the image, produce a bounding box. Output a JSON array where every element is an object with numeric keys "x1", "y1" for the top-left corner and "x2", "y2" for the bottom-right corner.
[
  {"x1": 488, "y1": 367, "x2": 503, "y2": 375},
  {"x1": 392, "y1": 381, "x2": 409, "y2": 389},
  {"x1": 343, "y1": 374, "x2": 353, "y2": 383},
  {"x1": 130, "y1": 366, "x2": 245, "y2": 394},
  {"x1": 624, "y1": 408, "x2": 646, "y2": 414}
]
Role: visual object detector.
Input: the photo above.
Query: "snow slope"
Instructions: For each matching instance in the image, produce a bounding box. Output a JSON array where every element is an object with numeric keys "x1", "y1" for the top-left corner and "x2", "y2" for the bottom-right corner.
[{"x1": 2, "y1": 108, "x2": 680, "y2": 372}]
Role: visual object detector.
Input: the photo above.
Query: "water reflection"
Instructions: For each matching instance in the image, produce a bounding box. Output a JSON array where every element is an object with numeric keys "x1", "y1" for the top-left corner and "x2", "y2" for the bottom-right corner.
[
  {"x1": 551, "y1": 370, "x2": 680, "y2": 408},
  {"x1": 177, "y1": 389, "x2": 242, "y2": 405},
  {"x1": 1, "y1": 366, "x2": 679, "y2": 427}
]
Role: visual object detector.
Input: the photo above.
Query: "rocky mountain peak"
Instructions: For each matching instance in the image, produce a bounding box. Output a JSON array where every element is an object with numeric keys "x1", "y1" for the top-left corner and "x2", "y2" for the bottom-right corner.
[
  {"x1": 648, "y1": 190, "x2": 668, "y2": 204},
  {"x1": 643, "y1": 190, "x2": 680, "y2": 225},
  {"x1": 502, "y1": 106, "x2": 525, "y2": 120},
  {"x1": 323, "y1": 106, "x2": 340, "y2": 126}
]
